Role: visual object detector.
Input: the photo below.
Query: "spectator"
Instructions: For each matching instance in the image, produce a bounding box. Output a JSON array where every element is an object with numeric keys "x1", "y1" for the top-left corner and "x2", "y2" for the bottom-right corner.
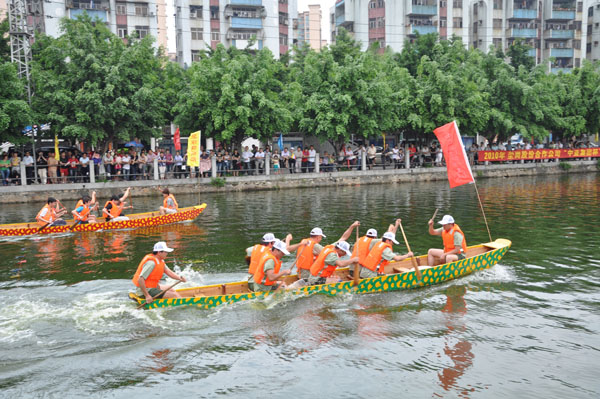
[
  {"x1": 382, "y1": 144, "x2": 392, "y2": 169},
  {"x1": 138, "y1": 150, "x2": 147, "y2": 179},
  {"x1": 392, "y1": 145, "x2": 402, "y2": 169},
  {"x1": 294, "y1": 146, "x2": 303, "y2": 173},
  {"x1": 435, "y1": 146, "x2": 443, "y2": 167},
  {"x1": 10, "y1": 152, "x2": 21, "y2": 184},
  {"x1": 199, "y1": 151, "x2": 211, "y2": 177},
  {"x1": 165, "y1": 150, "x2": 174, "y2": 178},
  {"x1": 121, "y1": 151, "x2": 131, "y2": 181},
  {"x1": 301, "y1": 146, "x2": 309, "y2": 173},
  {"x1": 68, "y1": 152, "x2": 79, "y2": 182},
  {"x1": 59, "y1": 152, "x2": 69, "y2": 183},
  {"x1": 281, "y1": 147, "x2": 290, "y2": 171},
  {"x1": 92, "y1": 151, "x2": 102, "y2": 178},
  {"x1": 114, "y1": 151, "x2": 123, "y2": 180},
  {"x1": 157, "y1": 151, "x2": 167, "y2": 179},
  {"x1": 356, "y1": 145, "x2": 366, "y2": 170},
  {"x1": 338, "y1": 144, "x2": 347, "y2": 169},
  {"x1": 255, "y1": 148, "x2": 265, "y2": 174},
  {"x1": 242, "y1": 146, "x2": 253, "y2": 175},
  {"x1": 231, "y1": 149, "x2": 240, "y2": 177},
  {"x1": 130, "y1": 150, "x2": 139, "y2": 179},
  {"x1": 174, "y1": 150, "x2": 184, "y2": 178},
  {"x1": 102, "y1": 151, "x2": 113, "y2": 179},
  {"x1": 223, "y1": 150, "x2": 230, "y2": 175},
  {"x1": 320, "y1": 151, "x2": 331, "y2": 172},
  {"x1": 23, "y1": 151, "x2": 34, "y2": 184},
  {"x1": 37, "y1": 151, "x2": 48, "y2": 184},
  {"x1": 0, "y1": 154, "x2": 10, "y2": 185},
  {"x1": 308, "y1": 145, "x2": 316, "y2": 172},
  {"x1": 146, "y1": 150, "x2": 156, "y2": 178},
  {"x1": 367, "y1": 144, "x2": 377, "y2": 170},
  {"x1": 272, "y1": 150, "x2": 281, "y2": 174},
  {"x1": 345, "y1": 145, "x2": 356, "y2": 169},
  {"x1": 47, "y1": 152, "x2": 58, "y2": 184},
  {"x1": 79, "y1": 152, "x2": 90, "y2": 182}
]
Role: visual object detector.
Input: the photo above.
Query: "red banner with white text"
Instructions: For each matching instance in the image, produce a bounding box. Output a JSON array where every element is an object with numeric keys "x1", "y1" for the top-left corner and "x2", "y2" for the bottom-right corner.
[{"x1": 478, "y1": 148, "x2": 600, "y2": 162}]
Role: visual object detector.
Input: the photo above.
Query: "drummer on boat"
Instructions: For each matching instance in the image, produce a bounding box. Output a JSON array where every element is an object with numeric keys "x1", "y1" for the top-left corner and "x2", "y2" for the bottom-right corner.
[
  {"x1": 72, "y1": 195, "x2": 99, "y2": 224},
  {"x1": 427, "y1": 214, "x2": 467, "y2": 266},
  {"x1": 36, "y1": 197, "x2": 67, "y2": 226},
  {"x1": 132, "y1": 241, "x2": 187, "y2": 303},
  {"x1": 158, "y1": 188, "x2": 179, "y2": 215},
  {"x1": 248, "y1": 239, "x2": 292, "y2": 292},
  {"x1": 102, "y1": 187, "x2": 131, "y2": 222}
]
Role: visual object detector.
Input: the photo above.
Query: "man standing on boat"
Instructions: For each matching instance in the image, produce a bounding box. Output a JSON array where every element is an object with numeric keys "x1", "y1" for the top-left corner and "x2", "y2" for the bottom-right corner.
[
  {"x1": 103, "y1": 187, "x2": 131, "y2": 222},
  {"x1": 249, "y1": 240, "x2": 292, "y2": 292},
  {"x1": 307, "y1": 240, "x2": 359, "y2": 285},
  {"x1": 132, "y1": 241, "x2": 186, "y2": 303},
  {"x1": 359, "y1": 230, "x2": 413, "y2": 278},
  {"x1": 427, "y1": 215, "x2": 467, "y2": 266},
  {"x1": 36, "y1": 197, "x2": 68, "y2": 227},
  {"x1": 158, "y1": 187, "x2": 179, "y2": 215}
]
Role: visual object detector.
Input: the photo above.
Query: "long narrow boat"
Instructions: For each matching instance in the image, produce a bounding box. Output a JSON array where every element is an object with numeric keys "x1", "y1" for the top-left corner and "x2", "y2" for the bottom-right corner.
[
  {"x1": 130, "y1": 238, "x2": 511, "y2": 310},
  {"x1": 0, "y1": 203, "x2": 207, "y2": 237}
]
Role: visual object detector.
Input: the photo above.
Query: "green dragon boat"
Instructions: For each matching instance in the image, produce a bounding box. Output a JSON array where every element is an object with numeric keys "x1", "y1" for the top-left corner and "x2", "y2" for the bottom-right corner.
[{"x1": 129, "y1": 238, "x2": 511, "y2": 310}]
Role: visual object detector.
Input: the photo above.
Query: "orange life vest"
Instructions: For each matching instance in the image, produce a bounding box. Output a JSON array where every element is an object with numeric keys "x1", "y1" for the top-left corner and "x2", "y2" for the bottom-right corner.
[
  {"x1": 309, "y1": 244, "x2": 337, "y2": 278},
  {"x1": 442, "y1": 224, "x2": 467, "y2": 254},
  {"x1": 104, "y1": 200, "x2": 123, "y2": 219},
  {"x1": 296, "y1": 238, "x2": 318, "y2": 270},
  {"x1": 163, "y1": 194, "x2": 179, "y2": 210},
  {"x1": 132, "y1": 254, "x2": 166, "y2": 289},
  {"x1": 74, "y1": 204, "x2": 91, "y2": 221},
  {"x1": 362, "y1": 241, "x2": 392, "y2": 273},
  {"x1": 352, "y1": 236, "x2": 373, "y2": 265},
  {"x1": 253, "y1": 252, "x2": 282, "y2": 286},
  {"x1": 36, "y1": 204, "x2": 56, "y2": 226},
  {"x1": 247, "y1": 244, "x2": 271, "y2": 275},
  {"x1": 76, "y1": 199, "x2": 83, "y2": 208}
]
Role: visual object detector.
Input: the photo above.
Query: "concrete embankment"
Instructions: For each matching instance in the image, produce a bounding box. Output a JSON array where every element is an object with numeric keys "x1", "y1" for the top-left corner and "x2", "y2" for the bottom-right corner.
[{"x1": 0, "y1": 161, "x2": 597, "y2": 204}]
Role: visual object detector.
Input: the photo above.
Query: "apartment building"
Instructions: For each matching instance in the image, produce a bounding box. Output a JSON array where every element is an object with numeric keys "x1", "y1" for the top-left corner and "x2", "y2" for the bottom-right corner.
[
  {"x1": 587, "y1": 2, "x2": 600, "y2": 61},
  {"x1": 175, "y1": 0, "x2": 298, "y2": 68},
  {"x1": 296, "y1": 4, "x2": 322, "y2": 50}
]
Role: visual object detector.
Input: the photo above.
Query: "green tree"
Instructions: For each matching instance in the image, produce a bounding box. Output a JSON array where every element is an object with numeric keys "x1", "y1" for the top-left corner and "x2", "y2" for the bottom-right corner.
[
  {"x1": 0, "y1": 61, "x2": 32, "y2": 143},
  {"x1": 507, "y1": 39, "x2": 535, "y2": 72},
  {"x1": 31, "y1": 14, "x2": 169, "y2": 149},
  {"x1": 0, "y1": 17, "x2": 11, "y2": 62}
]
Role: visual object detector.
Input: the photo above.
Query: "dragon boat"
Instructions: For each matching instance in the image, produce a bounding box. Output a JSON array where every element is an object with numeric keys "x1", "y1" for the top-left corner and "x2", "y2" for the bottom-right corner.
[
  {"x1": 130, "y1": 238, "x2": 511, "y2": 310},
  {"x1": 0, "y1": 204, "x2": 207, "y2": 237}
]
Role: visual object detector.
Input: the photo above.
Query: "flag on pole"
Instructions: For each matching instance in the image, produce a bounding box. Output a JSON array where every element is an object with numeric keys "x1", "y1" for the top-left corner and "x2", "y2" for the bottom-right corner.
[
  {"x1": 433, "y1": 121, "x2": 474, "y2": 188},
  {"x1": 186, "y1": 131, "x2": 201, "y2": 168},
  {"x1": 278, "y1": 133, "x2": 283, "y2": 151},
  {"x1": 54, "y1": 134, "x2": 60, "y2": 160},
  {"x1": 174, "y1": 127, "x2": 181, "y2": 151}
]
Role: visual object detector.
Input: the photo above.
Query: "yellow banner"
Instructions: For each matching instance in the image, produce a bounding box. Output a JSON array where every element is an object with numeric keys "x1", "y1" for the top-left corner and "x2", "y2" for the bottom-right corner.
[
  {"x1": 54, "y1": 134, "x2": 60, "y2": 160},
  {"x1": 186, "y1": 131, "x2": 201, "y2": 167}
]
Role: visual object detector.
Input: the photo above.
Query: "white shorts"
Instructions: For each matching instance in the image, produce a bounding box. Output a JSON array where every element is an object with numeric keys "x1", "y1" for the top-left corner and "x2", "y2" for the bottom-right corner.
[
  {"x1": 111, "y1": 216, "x2": 130, "y2": 222},
  {"x1": 164, "y1": 208, "x2": 177, "y2": 214}
]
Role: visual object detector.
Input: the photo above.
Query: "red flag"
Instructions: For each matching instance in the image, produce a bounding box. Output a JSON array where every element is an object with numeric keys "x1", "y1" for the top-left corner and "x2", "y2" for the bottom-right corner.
[
  {"x1": 174, "y1": 127, "x2": 181, "y2": 151},
  {"x1": 433, "y1": 121, "x2": 474, "y2": 188}
]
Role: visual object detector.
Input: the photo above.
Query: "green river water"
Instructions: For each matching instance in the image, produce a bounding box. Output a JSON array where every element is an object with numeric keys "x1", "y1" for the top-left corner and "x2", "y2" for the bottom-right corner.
[{"x1": 0, "y1": 172, "x2": 599, "y2": 398}]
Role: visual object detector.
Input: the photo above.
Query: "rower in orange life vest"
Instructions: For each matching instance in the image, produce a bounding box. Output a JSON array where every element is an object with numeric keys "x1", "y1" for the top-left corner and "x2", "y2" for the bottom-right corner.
[
  {"x1": 72, "y1": 194, "x2": 98, "y2": 224},
  {"x1": 102, "y1": 187, "x2": 131, "y2": 222},
  {"x1": 245, "y1": 233, "x2": 291, "y2": 281},
  {"x1": 36, "y1": 197, "x2": 68, "y2": 226},
  {"x1": 307, "y1": 240, "x2": 359, "y2": 285},
  {"x1": 287, "y1": 221, "x2": 361, "y2": 281},
  {"x1": 427, "y1": 214, "x2": 467, "y2": 266},
  {"x1": 158, "y1": 187, "x2": 179, "y2": 215},
  {"x1": 132, "y1": 241, "x2": 187, "y2": 304},
  {"x1": 249, "y1": 239, "x2": 292, "y2": 292},
  {"x1": 76, "y1": 190, "x2": 97, "y2": 210}
]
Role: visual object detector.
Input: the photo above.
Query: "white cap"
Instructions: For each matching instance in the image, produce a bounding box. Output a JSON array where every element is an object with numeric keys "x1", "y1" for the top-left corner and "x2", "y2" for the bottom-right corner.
[
  {"x1": 382, "y1": 232, "x2": 399, "y2": 245},
  {"x1": 366, "y1": 228, "x2": 378, "y2": 238},
  {"x1": 438, "y1": 215, "x2": 455, "y2": 225},
  {"x1": 153, "y1": 241, "x2": 174, "y2": 252},
  {"x1": 310, "y1": 227, "x2": 326, "y2": 238},
  {"x1": 335, "y1": 240, "x2": 352, "y2": 257},
  {"x1": 262, "y1": 233, "x2": 277, "y2": 243},
  {"x1": 272, "y1": 239, "x2": 290, "y2": 255}
]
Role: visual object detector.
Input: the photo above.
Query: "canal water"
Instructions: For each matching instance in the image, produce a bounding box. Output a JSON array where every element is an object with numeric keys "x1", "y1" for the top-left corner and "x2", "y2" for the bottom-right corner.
[{"x1": 0, "y1": 173, "x2": 598, "y2": 398}]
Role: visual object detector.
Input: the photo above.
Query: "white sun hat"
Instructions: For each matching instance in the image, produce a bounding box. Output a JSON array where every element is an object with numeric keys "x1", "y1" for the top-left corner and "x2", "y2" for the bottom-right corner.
[
  {"x1": 153, "y1": 241, "x2": 174, "y2": 252},
  {"x1": 262, "y1": 233, "x2": 277, "y2": 243},
  {"x1": 382, "y1": 232, "x2": 399, "y2": 245},
  {"x1": 366, "y1": 228, "x2": 378, "y2": 238},
  {"x1": 335, "y1": 240, "x2": 352, "y2": 257},
  {"x1": 272, "y1": 240, "x2": 290, "y2": 256},
  {"x1": 438, "y1": 215, "x2": 455, "y2": 225},
  {"x1": 310, "y1": 227, "x2": 326, "y2": 237}
]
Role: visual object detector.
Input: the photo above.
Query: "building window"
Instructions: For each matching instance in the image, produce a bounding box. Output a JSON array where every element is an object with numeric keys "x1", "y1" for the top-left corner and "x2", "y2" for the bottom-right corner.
[
  {"x1": 577, "y1": 2, "x2": 582, "y2": 12},
  {"x1": 377, "y1": 0, "x2": 384, "y2": 7},
  {"x1": 191, "y1": 27, "x2": 203, "y2": 40},
  {"x1": 210, "y1": 6, "x2": 219, "y2": 19},
  {"x1": 279, "y1": 0, "x2": 288, "y2": 3},
  {"x1": 453, "y1": 0, "x2": 462, "y2": 8},
  {"x1": 369, "y1": 0, "x2": 376, "y2": 8},
  {"x1": 191, "y1": 50, "x2": 200, "y2": 62},
  {"x1": 377, "y1": 17, "x2": 385, "y2": 27},
  {"x1": 117, "y1": 26, "x2": 127, "y2": 38},
  {"x1": 573, "y1": 39, "x2": 580, "y2": 49},
  {"x1": 279, "y1": 12, "x2": 289, "y2": 25},
  {"x1": 279, "y1": 34, "x2": 288, "y2": 45},
  {"x1": 493, "y1": 38, "x2": 502, "y2": 48},
  {"x1": 440, "y1": 17, "x2": 447, "y2": 27},
  {"x1": 211, "y1": 31, "x2": 220, "y2": 41},
  {"x1": 369, "y1": 18, "x2": 376, "y2": 29},
  {"x1": 440, "y1": 0, "x2": 447, "y2": 7},
  {"x1": 135, "y1": 26, "x2": 149, "y2": 38},
  {"x1": 493, "y1": 0, "x2": 502, "y2": 10},
  {"x1": 116, "y1": 3, "x2": 126, "y2": 15},
  {"x1": 190, "y1": 5, "x2": 202, "y2": 19},
  {"x1": 453, "y1": 17, "x2": 463, "y2": 28},
  {"x1": 493, "y1": 18, "x2": 502, "y2": 29},
  {"x1": 135, "y1": 3, "x2": 148, "y2": 17}
]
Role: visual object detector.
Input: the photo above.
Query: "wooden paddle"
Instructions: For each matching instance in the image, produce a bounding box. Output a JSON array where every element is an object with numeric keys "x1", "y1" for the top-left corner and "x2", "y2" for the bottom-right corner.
[
  {"x1": 68, "y1": 220, "x2": 82, "y2": 231},
  {"x1": 431, "y1": 208, "x2": 439, "y2": 223},
  {"x1": 137, "y1": 280, "x2": 182, "y2": 309},
  {"x1": 353, "y1": 225, "x2": 360, "y2": 286},
  {"x1": 399, "y1": 220, "x2": 422, "y2": 280},
  {"x1": 36, "y1": 222, "x2": 51, "y2": 233}
]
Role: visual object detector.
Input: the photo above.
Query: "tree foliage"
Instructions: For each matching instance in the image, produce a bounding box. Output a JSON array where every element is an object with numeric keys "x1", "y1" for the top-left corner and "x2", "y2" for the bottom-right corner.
[{"x1": 0, "y1": 62, "x2": 32, "y2": 143}]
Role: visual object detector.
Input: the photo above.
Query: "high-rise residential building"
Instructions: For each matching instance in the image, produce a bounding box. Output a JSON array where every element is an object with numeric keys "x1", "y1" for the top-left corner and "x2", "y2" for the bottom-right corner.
[
  {"x1": 330, "y1": 0, "x2": 598, "y2": 73},
  {"x1": 1, "y1": 0, "x2": 7, "y2": 20},
  {"x1": 175, "y1": 0, "x2": 298, "y2": 68},
  {"x1": 296, "y1": 4, "x2": 323, "y2": 50}
]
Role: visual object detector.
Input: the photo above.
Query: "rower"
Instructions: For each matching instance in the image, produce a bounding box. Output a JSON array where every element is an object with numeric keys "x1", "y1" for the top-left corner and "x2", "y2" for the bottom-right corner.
[
  {"x1": 426, "y1": 214, "x2": 467, "y2": 266},
  {"x1": 36, "y1": 197, "x2": 67, "y2": 226},
  {"x1": 158, "y1": 188, "x2": 179, "y2": 215},
  {"x1": 307, "y1": 241, "x2": 358, "y2": 285},
  {"x1": 359, "y1": 231, "x2": 413, "y2": 278},
  {"x1": 72, "y1": 195, "x2": 98, "y2": 224},
  {"x1": 103, "y1": 187, "x2": 131, "y2": 222},
  {"x1": 287, "y1": 221, "x2": 360, "y2": 280},
  {"x1": 76, "y1": 190, "x2": 96, "y2": 209},
  {"x1": 349, "y1": 228, "x2": 378, "y2": 277},
  {"x1": 132, "y1": 241, "x2": 187, "y2": 304},
  {"x1": 245, "y1": 233, "x2": 287, "y2": 281},
  {"x1": 249, "y1": 239, "x2": 292, "y2": 292}
]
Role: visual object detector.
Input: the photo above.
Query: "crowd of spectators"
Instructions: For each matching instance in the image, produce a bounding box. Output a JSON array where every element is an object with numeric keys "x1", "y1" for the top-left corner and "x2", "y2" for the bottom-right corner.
[{"x1": 466, "y1": 140, "x2": 598, "y2": 165}]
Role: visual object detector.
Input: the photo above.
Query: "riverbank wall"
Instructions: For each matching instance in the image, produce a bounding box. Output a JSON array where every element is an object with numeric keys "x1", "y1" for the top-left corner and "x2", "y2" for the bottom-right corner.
[{"x1": 0, "y1": 161, "x2": 597, "y2": 204}]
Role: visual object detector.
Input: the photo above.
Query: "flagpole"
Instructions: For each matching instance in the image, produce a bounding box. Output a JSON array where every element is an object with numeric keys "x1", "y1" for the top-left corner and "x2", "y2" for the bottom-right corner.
[{"x1": 473, "y1": 182, "x2": 492, "y2": 242}]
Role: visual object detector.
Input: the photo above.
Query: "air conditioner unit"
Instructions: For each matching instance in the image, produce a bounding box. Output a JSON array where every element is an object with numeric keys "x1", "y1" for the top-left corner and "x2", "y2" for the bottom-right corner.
[{"x1": 283, "y1": 19, "x2": 288, "y2": 25}]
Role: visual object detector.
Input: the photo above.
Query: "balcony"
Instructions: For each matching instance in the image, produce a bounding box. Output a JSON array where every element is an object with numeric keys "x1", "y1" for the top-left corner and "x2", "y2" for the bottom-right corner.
[
  {"x1": 409, "y1": 5, "x2": 437, "y2": 15},
  {"x1": 550, "y1": 47, "x2": 573, "y2": 57},
  {"x1": 551, "y1": 67, "x2": 572, "y2": 73},
  {"x1": 229, "y1": 0, "x2": 262, "y2": 5},
  {"x1": 335, "y1": 14, "x2": 345, "y2": 25},
  {"x1": 70, "y1": 9, "x2": 108, "y2": 22},
  {"x1": 509, "y1": 28, "x2": 537, "y2": 37},
  {"x1": 550, "y1": 10, "x2": 575, "y2": 20},
  {"x1": 231, "y1": 17, "x2": 262, "y2": 29},
  {"x1": 66, "y1": 0, "x2": 109, "y2": 10},
  {"x1": 411, "y1": 25, "x2": 438, "y2": 34},
  {"x1": 512, "y1": 9, "x2": 537, "y2": 19},
  {"x1": 528, "y1": 48, "x2": 536, "y2": 56},
  {"x1": 548, "y1": 29, "x2": 574, "y2": 39}
]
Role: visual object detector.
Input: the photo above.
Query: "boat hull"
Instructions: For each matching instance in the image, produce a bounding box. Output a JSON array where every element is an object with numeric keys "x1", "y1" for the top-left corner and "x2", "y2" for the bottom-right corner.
[
  {"x1": 0, "y1": 204, "x2": 207, "y2": 237},
  {"x1": 131, "y1": 239, "x2": 511, "y2": 310}
]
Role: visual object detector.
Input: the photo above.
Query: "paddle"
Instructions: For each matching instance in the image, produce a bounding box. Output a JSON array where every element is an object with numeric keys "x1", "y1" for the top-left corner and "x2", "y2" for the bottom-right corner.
[
  {"x1": 431, "y1": 208, "x2": 439, "y2": 223},
  {"x1": 353, "y1": 225, "x2": 360, "y2": 286},
  {"x1": 290, "y1": 240, "x2": 307, "y2": 277},
  {"x1": 398, "y1": 220, "x2": 422, "y2": 280},
  {"x1": 69, "y1": 220, "x2": 82, "y2": 231},
  {"x1": 137, "y1": 280, "x2": 182, "y2": 309},
  {"x1": 36, "y1": 222, "x2": 51, "y2": 233}
]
